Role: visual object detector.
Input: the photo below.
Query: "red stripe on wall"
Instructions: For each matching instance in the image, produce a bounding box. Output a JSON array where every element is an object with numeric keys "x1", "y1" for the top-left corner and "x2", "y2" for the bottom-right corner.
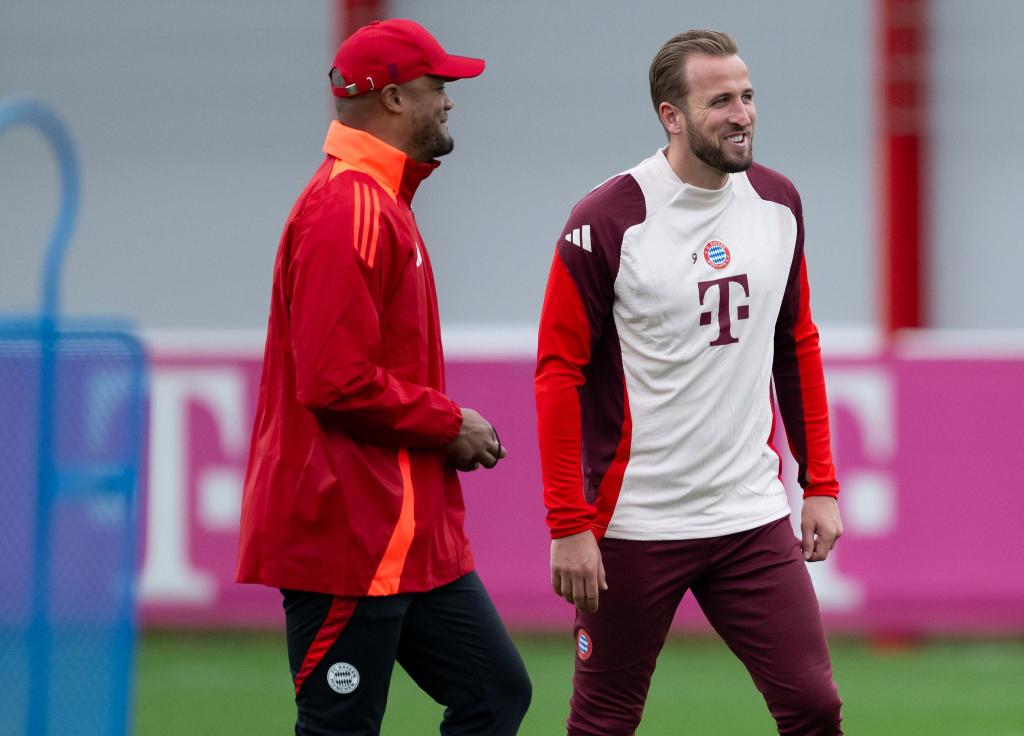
[
  {"x1": 293, "y1": 597, "x2": 358, "y2": 694},
  {"x1": 879, "y1": 0, "x2": 928, "y2": 332},
  {"x1": 336, "y1": 0, "x2": 387, "y2": 45}
]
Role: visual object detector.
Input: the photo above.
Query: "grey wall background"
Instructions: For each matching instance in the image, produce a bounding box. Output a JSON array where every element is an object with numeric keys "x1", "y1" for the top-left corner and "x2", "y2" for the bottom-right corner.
[
  {"x1": 392, "y1": 0, "x2": 873, "y2": 330},
  {"x1": 2, "y1": 1, "x2": 333, "y2": 326},
  {"x1": 931, "y1": 0, "x2": 1024, "y2": 329},
  {"x1": 1, "y1": 1, "x2": 1020, "y2": 330}
]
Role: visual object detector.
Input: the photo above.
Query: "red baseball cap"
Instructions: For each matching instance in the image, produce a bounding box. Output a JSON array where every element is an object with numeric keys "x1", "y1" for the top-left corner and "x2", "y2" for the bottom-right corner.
[{"x1": 330, "y1": 19, "x2": 485, "y2": 98}]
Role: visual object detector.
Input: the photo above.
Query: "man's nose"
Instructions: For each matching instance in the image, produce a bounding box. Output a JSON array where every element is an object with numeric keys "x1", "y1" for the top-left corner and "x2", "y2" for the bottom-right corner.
[
  {"x1": 444, "y1": 93, "x2": 454, "y2": 111},
  {"x1": 728, "y1": 101, "x2": 752, "y2": 127}
]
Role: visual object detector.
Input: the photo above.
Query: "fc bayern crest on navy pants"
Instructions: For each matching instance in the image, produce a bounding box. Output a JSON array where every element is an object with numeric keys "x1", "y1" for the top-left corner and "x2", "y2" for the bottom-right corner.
[{"x1": 282, "y1": 572, "x2": 531, "y2": 735}]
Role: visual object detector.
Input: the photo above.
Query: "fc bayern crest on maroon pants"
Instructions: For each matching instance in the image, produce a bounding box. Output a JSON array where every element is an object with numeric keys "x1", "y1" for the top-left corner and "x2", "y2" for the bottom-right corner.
[
  {"x1": 575, "y1": 628, "x2": 593, "y2": 661},
  {"x1": 567, "y1": 518, "x2": 842, "y2": 735}
]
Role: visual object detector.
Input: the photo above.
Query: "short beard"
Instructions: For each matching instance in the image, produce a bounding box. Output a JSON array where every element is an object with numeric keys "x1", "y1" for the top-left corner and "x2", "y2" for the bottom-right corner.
[
  {"x1": 684, "y1": 110, "x2": 753, "y2": 174},
  {"x1": 411, "y1": 114, "x2": 454, "y2": 161}
]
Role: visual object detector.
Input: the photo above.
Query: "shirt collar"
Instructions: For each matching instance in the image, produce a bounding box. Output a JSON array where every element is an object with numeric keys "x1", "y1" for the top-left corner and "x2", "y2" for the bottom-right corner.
[{"x1": 322, "y1": 121, "x2": 439, "y2": 203}]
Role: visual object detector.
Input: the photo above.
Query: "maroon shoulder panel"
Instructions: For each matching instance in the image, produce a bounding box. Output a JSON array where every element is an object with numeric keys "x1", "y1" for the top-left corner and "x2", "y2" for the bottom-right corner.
[
  {"x1": 556, "y1": 175, "x2": 645, "y2": 332},
  {"x1": 745, "y1": 162, "x2": 800, "y2": 213}
]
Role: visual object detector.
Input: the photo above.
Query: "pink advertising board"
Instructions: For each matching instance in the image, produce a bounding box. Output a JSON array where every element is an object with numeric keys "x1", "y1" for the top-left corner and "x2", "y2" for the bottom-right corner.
[{"x1": 138, "y1": 331, "x2": 1024, "y2": 633}]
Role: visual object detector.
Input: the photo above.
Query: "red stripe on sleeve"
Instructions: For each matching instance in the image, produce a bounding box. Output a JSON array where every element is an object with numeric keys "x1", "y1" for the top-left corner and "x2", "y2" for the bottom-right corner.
[
  {"x1": 366, "y1": 188, "x2": 382, "y2": 268},
  {"x1": 591, "y1": 374, "x2": 631, "y2": 539},
  {"x1": 768, "y1": 386, "x2": 783, "y2": 482},
  {"x1": 792, "y1": 256, "x2": 839, "y2": 497},
  {"x1": 288, "y1": 176, "x2": 462, "y2": 447},
  {"x1": 359, "y1": 183, "x2": 372, "y2": 261},
  {"x1": 352, "y1": 182, "x2": 364, "y2": 259},
  {"x1": 535, "y1": 253, "x2": 598, "y2": 537}
]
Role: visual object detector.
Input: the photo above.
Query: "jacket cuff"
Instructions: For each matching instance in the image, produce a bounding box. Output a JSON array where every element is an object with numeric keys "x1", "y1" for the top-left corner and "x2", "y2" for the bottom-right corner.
[
  {"x1": 803, "y1": 482, "x2": 839, "y2": 499},
  {"x1": 445, "y1": 404, "x2": 464, "y2": 443},
  {"x1": 549, "y1": 519, "x2": 596, "y2": 540}
]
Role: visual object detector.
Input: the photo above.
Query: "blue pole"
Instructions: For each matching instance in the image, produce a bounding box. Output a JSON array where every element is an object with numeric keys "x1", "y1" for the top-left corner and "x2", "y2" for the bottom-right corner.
[
  {"x1": 0, "y1": 96, "x2": 81, "y2": 736},
  {"x1": 107, "y1": 335, "x2": 147, "y2": 736}
]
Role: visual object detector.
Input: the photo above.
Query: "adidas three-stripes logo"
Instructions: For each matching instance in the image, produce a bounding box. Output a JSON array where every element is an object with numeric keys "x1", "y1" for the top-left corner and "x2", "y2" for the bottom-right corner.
[
  {"x1": 352, "y1": 181, "x2": 381, "y2": 267},
  {"x1": 564, "y1": 225, "x2": 592, "y2": 252}
]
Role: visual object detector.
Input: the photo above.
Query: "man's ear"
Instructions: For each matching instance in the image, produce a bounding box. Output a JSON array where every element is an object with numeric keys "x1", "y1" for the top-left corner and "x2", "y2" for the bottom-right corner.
[
  {"x1": 658, "y1": 101, "x2": 685, "y2": 136},
  {"x1": 379, "y1": 84, "x2": 403, "y2": 114}
]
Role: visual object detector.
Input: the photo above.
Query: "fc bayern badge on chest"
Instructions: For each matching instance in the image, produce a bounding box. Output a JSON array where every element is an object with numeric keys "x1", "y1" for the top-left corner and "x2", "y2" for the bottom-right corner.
[{"x1": 704, "y1": 240, "x2": 731, "y2": 269}]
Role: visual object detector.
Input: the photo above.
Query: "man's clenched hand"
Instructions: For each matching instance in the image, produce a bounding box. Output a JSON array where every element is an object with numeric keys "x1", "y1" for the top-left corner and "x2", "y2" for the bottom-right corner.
[
  {"x1": 551, "y1": 530, "x2": 607, "y2": 612},
  {"x1": 447, "y1": 408, "x2": 507, "y2": 471},
  {"x1": 801, "y1": 496, "x2": 843, "y2": 562}
]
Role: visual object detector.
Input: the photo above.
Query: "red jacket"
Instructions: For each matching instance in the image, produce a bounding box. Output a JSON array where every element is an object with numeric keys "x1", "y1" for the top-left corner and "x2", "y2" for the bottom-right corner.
[{"x1": 236, "y1": 121, "x2": 474, "y2": 596}]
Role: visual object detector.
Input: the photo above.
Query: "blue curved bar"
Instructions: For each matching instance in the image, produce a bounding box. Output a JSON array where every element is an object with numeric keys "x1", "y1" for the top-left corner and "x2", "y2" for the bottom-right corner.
[{"x1": 0, "y1": 95, "x2": 80, "y2": 322}]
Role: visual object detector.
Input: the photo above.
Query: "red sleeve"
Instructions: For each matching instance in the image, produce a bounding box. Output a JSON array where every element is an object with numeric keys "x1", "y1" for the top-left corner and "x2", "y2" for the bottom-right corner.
[
  {"x1": 536, "y1": 175, "x2": 644, "y2": 539},
  {"x1": 286, "y1": 181, "x2": 462, "y2": 448},
  {"x1": 535, "y1": 253, "x2": 599, "y2": 537},
  {"x1": 745, "y1": 163, "x2": 838, "y2": 498},
  {"x1": 773, "y1": 254, "x2": 840, "y2": 498}
]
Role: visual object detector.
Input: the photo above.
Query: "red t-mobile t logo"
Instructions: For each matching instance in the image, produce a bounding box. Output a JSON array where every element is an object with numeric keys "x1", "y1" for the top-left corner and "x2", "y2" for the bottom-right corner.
[{"x1": 697, "y1": 274, "x2": 750, "y2": 346}]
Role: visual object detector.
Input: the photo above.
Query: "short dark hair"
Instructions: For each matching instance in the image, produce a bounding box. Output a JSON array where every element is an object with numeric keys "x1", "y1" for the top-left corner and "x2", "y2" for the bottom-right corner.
[{"x1": 649, "y1": 30, "x2": 738, "y2": 112}]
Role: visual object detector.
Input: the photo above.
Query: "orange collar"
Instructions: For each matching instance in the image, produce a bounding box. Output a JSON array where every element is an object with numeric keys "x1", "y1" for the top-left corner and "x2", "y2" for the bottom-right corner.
[{"x1": 322, "y1": 121, "x2": 438, "y2": 202}]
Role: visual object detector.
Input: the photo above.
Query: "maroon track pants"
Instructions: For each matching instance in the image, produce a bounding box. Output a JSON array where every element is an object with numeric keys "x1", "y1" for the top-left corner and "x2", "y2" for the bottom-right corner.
[{"x1": 568, "y1": 516, "x2": 842, "y2": 735}]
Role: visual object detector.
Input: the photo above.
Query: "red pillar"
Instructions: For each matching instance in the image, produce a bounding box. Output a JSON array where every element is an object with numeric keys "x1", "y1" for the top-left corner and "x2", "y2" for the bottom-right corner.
[
  {"x1": 336, "y1": 0, "x2": 387, "y2": 45},
  {"x1": 879, "y1": 0, "x2": 928, "y2": 332}
]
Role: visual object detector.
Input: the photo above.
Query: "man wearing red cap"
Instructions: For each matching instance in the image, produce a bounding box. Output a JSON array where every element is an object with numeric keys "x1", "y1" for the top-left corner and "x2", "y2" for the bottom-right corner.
[{"x1": 237, "y1": 19, "x2": 531, "y2": 735}]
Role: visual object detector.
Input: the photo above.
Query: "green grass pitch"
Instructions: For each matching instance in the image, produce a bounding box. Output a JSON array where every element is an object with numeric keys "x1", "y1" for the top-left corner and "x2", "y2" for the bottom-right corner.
[{"x1": 135, "y1": 632, "x2": 1023, "y2": 735}]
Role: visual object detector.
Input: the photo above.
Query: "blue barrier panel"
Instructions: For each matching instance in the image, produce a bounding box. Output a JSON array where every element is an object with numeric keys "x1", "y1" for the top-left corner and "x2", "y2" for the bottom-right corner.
[
  {"x1": 1, "y1": 97, "x2": 147, "y2": 735},
  {"x1": 0, "y1": 321, "x2": 147, "y2": 735}
]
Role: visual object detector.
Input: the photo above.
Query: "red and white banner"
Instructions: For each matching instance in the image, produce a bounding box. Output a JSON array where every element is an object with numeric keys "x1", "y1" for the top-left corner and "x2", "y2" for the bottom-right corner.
[{"x1": 137, "y1": 330, "x2": 1024, "y2": 633}]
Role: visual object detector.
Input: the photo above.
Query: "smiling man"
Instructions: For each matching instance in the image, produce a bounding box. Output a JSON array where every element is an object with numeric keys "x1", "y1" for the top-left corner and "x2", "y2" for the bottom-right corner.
[
  {"x1": 236, "y1": 18, "x2": 530, "y2": 736},
  {"x1": 536, "y1": 30, "x2": 844, "y2": 734}
]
